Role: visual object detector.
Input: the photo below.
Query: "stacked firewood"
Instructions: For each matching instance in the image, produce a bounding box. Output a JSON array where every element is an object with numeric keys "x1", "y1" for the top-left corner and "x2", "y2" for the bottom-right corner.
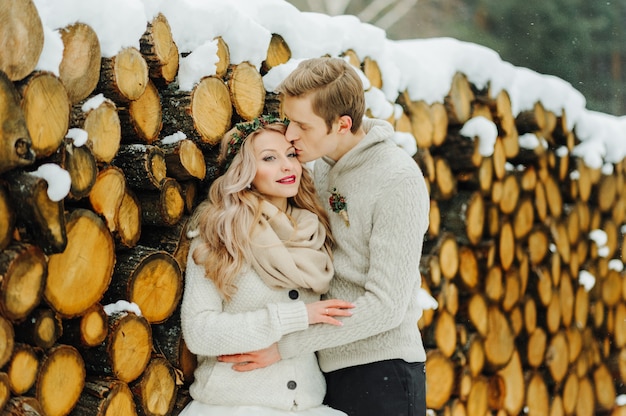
[
  {"x1": 1, "y1": 1, "x2": 625, "y2": 415},
  {"x1": 414, "y1": 75, "x2": 626, "y2": 415}
]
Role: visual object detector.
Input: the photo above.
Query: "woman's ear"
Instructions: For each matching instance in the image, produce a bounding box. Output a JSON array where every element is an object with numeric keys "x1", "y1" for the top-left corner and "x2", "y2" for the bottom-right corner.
[{"x1": 337, "y1": 115, "x2": 353, "y2": 134}]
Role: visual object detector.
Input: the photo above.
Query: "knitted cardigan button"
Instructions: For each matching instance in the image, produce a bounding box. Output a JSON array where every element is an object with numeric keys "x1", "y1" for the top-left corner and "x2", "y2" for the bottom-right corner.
[
  {"x1": 287, "y1": 380, "x2": 297, "y2": 390},
  {"x1": 288, "y1": 290, "x2": 299, "y2": 300}
]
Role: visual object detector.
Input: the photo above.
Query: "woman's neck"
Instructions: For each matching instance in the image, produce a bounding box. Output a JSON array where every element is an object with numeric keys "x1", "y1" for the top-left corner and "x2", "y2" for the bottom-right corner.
[{"x1": 263, "y1": 196, "x2": 288, "y2": 213}]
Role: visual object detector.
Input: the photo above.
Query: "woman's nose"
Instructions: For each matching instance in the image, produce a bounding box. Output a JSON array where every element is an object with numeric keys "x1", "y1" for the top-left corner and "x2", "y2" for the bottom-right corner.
[{"x1": 282, "y1": 157, "x2": 295, "y2": 171}]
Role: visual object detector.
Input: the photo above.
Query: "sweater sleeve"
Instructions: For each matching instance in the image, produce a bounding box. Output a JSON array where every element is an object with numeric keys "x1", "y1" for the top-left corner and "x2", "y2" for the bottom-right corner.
[
  {"x1": 181, "y1": 239, "x2": 310, "y2": 356},
  {"x1": 278, "y1": 173, "x2": 430, "y2": 359}
]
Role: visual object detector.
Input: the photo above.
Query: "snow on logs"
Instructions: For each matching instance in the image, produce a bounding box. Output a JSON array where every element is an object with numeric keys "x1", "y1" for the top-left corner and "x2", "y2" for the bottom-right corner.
[{"x1": 1, "y1": 1, "x2": 626, "y2": 415}]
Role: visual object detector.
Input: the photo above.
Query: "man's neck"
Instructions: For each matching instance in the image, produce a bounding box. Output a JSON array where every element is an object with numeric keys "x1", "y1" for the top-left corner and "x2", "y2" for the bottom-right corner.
[{"x1": 328, "y1": 127, "x2": 366, "y2": 161}]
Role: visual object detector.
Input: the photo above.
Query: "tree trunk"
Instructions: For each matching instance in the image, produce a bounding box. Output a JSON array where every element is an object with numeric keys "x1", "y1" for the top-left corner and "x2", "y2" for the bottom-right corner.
[
  {"x1": 161, "y1": 77, "x2": 232, "y2": 148},
  {"x1": 397, "y1": 95, "x2": 434, "y2": 149},
  {"x1": 70, "y1": 96, "x2": 121, "y2": 164},
  {"x1": 424, "y1": 349, "x2": 455, "y2": 410},
  {"x1": 139, "y1": 13, "x2": 177, "y2": 87},
  {"x1": 158, "y1": 139, "x2": 206, "y2": 182},
  {"x1": 82, "y1": 311, "x2": 152, "y2": 384},
  {"x1": 118, "y1": 79, "x2": 162, "y2": 144},
  {"x1": 137, "y1": 178, "x2": 185, "y2": 227},
  {"x1": 6, "y1": 343, "x2": 39, "y2": 396},
  {"x1": 0, "y1": 0, "x2": 44, "y2": 82},
  {"x1": 44, "y1": 209, "x2": 115, "y2": 318},
  {"x1": 115, "y1": 189, "x2": 142, "y2": 249},
  {"x1": 18, "y1": 71, "x2": 70, "y2": 159},
  {"x1": 261, "y1": 34, "x2": 291, "y2": 74},
  {"x1": 112, "y1": 145, "x2": 166, "y2": 191},
  {"x1": 445, "y1": 72, "x2": 475, "y2": 125},
  {"x1": 226, "y1": 62, "x2": 265, "y2": 122},
  {"x1": 0, "y1": 316, "x2": 14, "y2": 370},
  {"x1": 130, "y1": 355, "x2": 178, "y2": 416},
  {"x1": 13, "y1": 308, "x2": 62, "y2": 350},
  {"x1": 0, "y1": 242, "x2": 47, "y2": 322},
  {"x1": 58, "y1": 23, "x2": 101, "y2": 105},
  {"x1": 59, "y1": 142, "x2": 98, "y2": 200},
  {"x1": 0, "y1": 183, "x2": 15, "y2": 251},
  {"x1": 2, "y1": 396, "x2": 45, "y2": 416},
  {"x1": 0, "y1": 372, "x2": 9, "y2": 413},
  {"x1": 0, "y1": 71, "x2": 36, "y2": 174},
  {"x1": 97, "y1": 47, "x2": 148, "y2": 103},
  {"x1": 151, "y1": 310, "x2": 197, "y2": 386},
  {"x1": 70, "y1": 378, "x2": 137, "y2": 416},
  {"x1": 105, "y1": 245, "x2": 183, "y2": 324},
  {"x1": 140, "y1": 216, "x2": 191, "y2": 272},
  {"x1": 35, "y1": 345, "x2": 85, "y2": 416},
  {"x1": 4, "y1": 169, "x2": 67, "y2": 254},
  {"x1": 60, "y1": 303, "x2": 108, "y2": 348},
  {"x1": 88, "y1": 165, "x2": 127, "y2": 234}
]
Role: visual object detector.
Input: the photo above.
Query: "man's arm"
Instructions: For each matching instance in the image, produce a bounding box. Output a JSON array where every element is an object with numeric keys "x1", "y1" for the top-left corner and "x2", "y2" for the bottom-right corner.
[{"x1": 222, "y1": 174, "x2": 430, "y2": 368}]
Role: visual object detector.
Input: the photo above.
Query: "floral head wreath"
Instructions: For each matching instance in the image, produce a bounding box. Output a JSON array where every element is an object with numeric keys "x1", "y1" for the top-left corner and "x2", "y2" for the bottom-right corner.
[{"x1": 222, "y1": 114, "x2": 290, "y2": 170}]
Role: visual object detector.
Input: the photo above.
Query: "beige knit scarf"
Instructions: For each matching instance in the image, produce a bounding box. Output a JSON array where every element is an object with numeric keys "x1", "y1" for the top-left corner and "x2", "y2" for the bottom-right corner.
[{"x1": 249, "y1": 200, "x2": 333, "y2": 294}]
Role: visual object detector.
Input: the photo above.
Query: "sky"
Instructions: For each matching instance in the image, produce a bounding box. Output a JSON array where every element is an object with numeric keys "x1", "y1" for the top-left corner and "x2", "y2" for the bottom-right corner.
[{"x1": 24, "y1": 0, "x2": 626, "y2": 309}]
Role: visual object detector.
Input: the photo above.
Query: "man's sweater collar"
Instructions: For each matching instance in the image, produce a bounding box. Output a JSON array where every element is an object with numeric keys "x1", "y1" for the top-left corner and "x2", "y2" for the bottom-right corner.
[{"x1": 321, "y1": 118, "x2": 394, "y2": 169}]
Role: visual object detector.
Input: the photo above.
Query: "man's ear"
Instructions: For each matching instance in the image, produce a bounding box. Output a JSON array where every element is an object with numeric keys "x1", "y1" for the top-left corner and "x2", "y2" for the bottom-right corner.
[{"x1": 337, "y1": 115, "x2": 352, "y2": 134}]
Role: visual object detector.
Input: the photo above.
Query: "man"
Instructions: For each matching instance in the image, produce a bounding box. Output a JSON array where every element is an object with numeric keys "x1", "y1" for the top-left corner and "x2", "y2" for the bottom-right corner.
[{"x1": 220, "y1": 57, "x2": 430, "y2": 416}]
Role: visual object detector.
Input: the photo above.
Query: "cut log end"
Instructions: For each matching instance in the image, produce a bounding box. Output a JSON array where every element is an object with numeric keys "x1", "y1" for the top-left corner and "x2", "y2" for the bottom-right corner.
[
  {"x1": 0, "y1": 242, "x2": 47, "y2": 322},
  {"x1": 228, "y1": 62, "x2": 265, "y2": 121},
  {"x1": 45, "y1": 209, "x2": 115, "y2": 318},
  {"x1": 21, "y1": 71, "x2": 70, "y2": 159},
  {"x1": 0, "y1": 0, "x2": 44, "y2": 81},
  {"x1": 132, "y1": 356, "x2": 178, "y2": 416},
  {"x1": 36, "y1": 345, "x2": 85, "y2": 416},
  {"x1": 191, "y1": 76, "x2": 232, "y2": 145},
  {"x1": 0, "y1": 316, "x2": 14, "y2": 369},
  {"x1": 111, "y1": 313, "x2": 153, "y2": 383},
  {"x1": 59, "y1": 22, "x2": 101, "y2": 104}
]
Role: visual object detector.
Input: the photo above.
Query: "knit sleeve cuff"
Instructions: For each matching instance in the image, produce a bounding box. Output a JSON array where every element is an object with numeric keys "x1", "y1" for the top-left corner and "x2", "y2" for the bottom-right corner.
[
  {"x1": 274, "y1": 301, "x2": 309, "y2": 336},
  {"x1": 277, "y1": 333, "x2": 302, "y2": 360}
]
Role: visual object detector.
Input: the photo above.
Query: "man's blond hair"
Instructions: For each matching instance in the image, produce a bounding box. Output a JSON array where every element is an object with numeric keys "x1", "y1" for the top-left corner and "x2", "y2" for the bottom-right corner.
[{"x1": 277, "y1": 57, "x2": 365, "y2": 133}]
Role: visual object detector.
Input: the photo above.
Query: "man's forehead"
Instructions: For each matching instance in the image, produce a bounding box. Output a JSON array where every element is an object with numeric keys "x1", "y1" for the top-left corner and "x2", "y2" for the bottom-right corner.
[{"x1": 284, "y1": 96, "x2": 319, "y2": 124}]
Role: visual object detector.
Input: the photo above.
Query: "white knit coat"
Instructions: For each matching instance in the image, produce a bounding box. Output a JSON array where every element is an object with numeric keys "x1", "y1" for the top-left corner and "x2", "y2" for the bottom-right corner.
[{"x1": 181, "y1": 239, "x2": 327, "y2": 410}]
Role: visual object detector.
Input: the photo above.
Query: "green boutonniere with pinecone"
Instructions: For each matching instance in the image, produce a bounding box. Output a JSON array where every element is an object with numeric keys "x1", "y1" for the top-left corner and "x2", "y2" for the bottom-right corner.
[{"x1": 329, "y1": 188, "x2": 349, "y2": 227}]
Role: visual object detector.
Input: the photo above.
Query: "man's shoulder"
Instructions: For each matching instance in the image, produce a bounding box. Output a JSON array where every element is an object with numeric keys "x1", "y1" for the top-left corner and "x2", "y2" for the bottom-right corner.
[{"x1": 367, "y1": 141, "x2": 423, "y2": 177}]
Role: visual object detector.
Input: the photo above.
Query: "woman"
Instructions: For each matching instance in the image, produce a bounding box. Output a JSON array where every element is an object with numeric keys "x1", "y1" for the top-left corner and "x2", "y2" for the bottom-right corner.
[{"x1": 180, "y1": 114, "x2": 353, "y2": 416}]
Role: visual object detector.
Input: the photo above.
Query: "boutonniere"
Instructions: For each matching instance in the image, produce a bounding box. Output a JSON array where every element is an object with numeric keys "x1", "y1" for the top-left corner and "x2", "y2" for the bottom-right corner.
[{"x1": 329, "y1": 188, "x2": 349, "y2": 227}]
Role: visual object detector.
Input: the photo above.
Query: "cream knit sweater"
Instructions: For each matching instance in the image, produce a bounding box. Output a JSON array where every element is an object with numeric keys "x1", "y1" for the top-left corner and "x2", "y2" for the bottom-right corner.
[{"x1": 278, "y1": 118, "x2": 430, "y2": 372}]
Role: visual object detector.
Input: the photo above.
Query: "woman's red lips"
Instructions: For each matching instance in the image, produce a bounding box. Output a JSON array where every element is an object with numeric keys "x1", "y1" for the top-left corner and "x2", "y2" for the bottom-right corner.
[{"x1": 278, "y1": 175, "x2": 296, "y2": 184}]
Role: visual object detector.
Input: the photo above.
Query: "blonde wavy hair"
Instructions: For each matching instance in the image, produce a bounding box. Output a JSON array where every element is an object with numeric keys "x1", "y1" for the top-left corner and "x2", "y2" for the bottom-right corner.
[{"x1": 189, "y1": 121, "x2": 333, "y2": 300}]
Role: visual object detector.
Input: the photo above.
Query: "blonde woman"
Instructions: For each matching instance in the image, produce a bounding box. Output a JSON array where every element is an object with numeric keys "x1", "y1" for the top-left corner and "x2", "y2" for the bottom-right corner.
[{"x1": 180, "y1": 115, "x2": 353, "y2": 416}]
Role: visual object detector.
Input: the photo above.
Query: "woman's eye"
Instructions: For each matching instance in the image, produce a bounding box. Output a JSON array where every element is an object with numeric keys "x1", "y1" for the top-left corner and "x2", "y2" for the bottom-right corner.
[
  {"x1": 262, "y1": 155, "x2": 275, "y2": 162},
  {"x1": 288, "y1": 152, "x2": 298, "y2": 158}
]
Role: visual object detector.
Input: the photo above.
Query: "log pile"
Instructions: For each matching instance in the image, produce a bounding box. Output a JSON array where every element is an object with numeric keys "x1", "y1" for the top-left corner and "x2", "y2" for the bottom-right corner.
[{"x1": 1, "y1": 1, "x2": 625, "y2": 415}]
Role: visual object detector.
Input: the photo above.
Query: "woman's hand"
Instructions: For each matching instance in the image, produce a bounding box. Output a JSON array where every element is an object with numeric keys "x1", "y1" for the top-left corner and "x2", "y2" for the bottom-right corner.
[{"x1": 306, "y1": 299, "x2": 355, "y2": 326}]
